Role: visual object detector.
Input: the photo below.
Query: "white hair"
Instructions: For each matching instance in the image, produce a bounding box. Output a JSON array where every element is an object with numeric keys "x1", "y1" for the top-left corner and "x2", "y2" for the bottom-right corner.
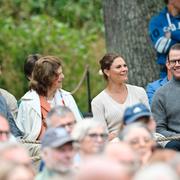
[{"x1": 71, "y1": 119, "x2": 108, "y2": 142}]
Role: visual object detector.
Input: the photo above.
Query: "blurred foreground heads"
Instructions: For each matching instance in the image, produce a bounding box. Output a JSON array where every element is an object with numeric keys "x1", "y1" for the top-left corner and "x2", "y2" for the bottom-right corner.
[
  {"x1": 72, "y1": 119, "x2": 108, "y2": 166},
  {"x1": 0, "y1": 161, "x2": 34, "y2": 180},
  {"x1": 36, "y1": 127, "x2": 75, "y2": 180},
  {"x1": 0, "y1": 142, "x2": 32, "y2": 168},
  {"x1": 46, "y1": 105, "x2": 76, "y2": 134},
  {"x1": 75, "y1": 157, "x2": 132, "y2": 180},
  {"x1": 0, "y1": 142, "x2": 34, "y2": 180},
  {"x1": 133, "y1": 163, "x2": 179, "y2": 180},
  {"x1": 104, "y1": 142, "x2": 140, "y2": 174},
  {"x1": 123, "y1": 103, "x2": 156, "y2": 132},
  {"x1": 119, "y1": 122, "x2": 155, "y2": 166}
]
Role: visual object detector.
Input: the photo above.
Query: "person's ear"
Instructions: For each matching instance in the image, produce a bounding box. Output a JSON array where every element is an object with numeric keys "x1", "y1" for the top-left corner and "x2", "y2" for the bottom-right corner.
[
  {"x1": 166, "y1": 60, "x2": 171, "y2": 70},
  {"x1": 104, "y1": 69, "x2": 109, "y2": 78}
]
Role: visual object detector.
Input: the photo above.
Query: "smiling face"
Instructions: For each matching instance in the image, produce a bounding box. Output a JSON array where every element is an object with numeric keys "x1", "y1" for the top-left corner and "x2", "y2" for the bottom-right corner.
[
  {"x1": 104, "y1": 57, "x2": 128, "y2": 84},
  {"x1": 168, "y1": 49, "x2": 180, "y2": 80}
]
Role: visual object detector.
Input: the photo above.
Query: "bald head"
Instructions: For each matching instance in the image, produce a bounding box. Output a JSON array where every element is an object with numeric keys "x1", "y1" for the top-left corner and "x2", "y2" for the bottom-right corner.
[
  {"x1": 76, "y1": 157, "x2": 132, "y2": 180},
  {"x1": 104, "y1": 142, "x2": 140, "y2": 173},
  {"x1": 104, "y1": 142, "x2": 138, "y2": 162}
]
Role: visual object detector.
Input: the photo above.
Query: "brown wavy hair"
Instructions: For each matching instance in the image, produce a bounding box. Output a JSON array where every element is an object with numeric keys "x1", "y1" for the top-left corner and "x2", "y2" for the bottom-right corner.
[
  {"x1": 30, "y1": 56, "x2": 62, "y2": 96},
  {"x1": 99, "y1": 53, "x2": 123, "y2": 80}
]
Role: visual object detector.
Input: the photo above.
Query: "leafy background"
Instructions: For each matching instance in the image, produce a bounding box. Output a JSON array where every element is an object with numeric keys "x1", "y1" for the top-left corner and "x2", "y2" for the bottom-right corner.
[{"x1": 0, "y1": 0, "x2": 106, "y2": 114}]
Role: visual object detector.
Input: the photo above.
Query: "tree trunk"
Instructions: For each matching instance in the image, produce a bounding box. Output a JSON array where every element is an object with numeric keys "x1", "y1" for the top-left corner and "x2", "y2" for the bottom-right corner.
[{"x1": 103, "y1": 0, "x2": 164, "y2": 87}]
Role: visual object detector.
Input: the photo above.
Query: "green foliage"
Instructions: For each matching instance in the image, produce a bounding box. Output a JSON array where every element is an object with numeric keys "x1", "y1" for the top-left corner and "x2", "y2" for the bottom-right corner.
[{"x1": 0, "y1": 0, "x2": 105, "y2": 113}]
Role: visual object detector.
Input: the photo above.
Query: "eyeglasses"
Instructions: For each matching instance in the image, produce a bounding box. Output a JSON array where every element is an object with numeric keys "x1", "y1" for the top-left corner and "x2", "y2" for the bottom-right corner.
[
  {"x1": 87, "y1": 133, "x2": 108, "y2": 140},
  {"x1": 59, "y1": 122, "x2": 75, "y2": 129},
  {"x1": 168, "y1": 59, "x2": 180, "y2": 66}
]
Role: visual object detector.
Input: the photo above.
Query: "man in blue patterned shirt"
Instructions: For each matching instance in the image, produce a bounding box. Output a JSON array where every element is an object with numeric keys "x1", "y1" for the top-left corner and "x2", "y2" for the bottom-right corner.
[{"x1": 149, "y1": 0, "x2": 180, "y2": 77}]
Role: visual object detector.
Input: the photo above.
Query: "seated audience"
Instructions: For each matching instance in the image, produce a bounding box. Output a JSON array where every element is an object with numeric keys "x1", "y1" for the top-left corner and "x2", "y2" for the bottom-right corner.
[
  {"x1": 133, "y1": 163, "x2": 179, "y2": 180},
  {"x1": 91, "y1": 53, "x2": 149, "y2": 141},
  {"x1": 122, "y1": 103, "x2": 156, "y2": 132},
  {"x1": 0, "y1": 161, "x2": 34, "y2": 180},
  {"x1": 46, "y1": 105, "x2": 76, "y2": 134},
  {"x1": 152, "y1": 43, "x2": 180, "y2": 151},
  {"x1": 39, "y1": 105, "x2": 76, "y2": 171},
  {"x1": 36, "y1": 127, "x2": 75, "y2": 180},
  {"x1": 71, "y1": 119, "x2": 108, "y2": 166},
  {"x1": 0, "y1": 142, "x2": 34, "y2": 173},
  {"x1": 119, "y1": 122, "x2": 155, "y2": 166},
  {"x1": 75, "y1": 157, "x2": 133, "y2": 180},
  {"x1": 149, "y1": 149, "x2": 177, "y2": 164},
  {"x1": 148, "y1": 0, "x2": 180, "y2": 78},
  {"x1": 104, "y1": 142, "x2": 140, "y2": 174},
  {"x1": 16, "y1": 56, "x2": 82, "y2": 141},
  {"x1": 146, "y1": 60, "x2": 172, "y2": 105}
]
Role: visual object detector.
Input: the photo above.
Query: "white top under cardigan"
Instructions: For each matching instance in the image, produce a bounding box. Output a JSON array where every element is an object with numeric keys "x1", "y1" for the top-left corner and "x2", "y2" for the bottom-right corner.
[
  {"x1": 16, "y1": 89, "x2": 82, "y2": 141},
  {"x1": 91, "y1": 84, "x2": 150, "y2": 135}
]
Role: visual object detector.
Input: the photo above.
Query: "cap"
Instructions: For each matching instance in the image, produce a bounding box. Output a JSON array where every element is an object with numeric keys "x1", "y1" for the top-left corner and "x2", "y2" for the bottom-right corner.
[
  {"x1": 123, "y1": 103, "x2": 151, "y2": 125},
  {"x1": 41, "y1": 127, "x2": 74, "y2": 149}
]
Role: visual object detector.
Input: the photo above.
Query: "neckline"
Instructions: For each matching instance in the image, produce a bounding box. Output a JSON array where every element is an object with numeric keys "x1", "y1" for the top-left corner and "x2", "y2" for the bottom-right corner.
[
  {"x1": 104, "y1": 85, "x2": 129, "y2": 105},
  {"x1": 172, "y1": 77, "x2": 180, "y2": 85}
]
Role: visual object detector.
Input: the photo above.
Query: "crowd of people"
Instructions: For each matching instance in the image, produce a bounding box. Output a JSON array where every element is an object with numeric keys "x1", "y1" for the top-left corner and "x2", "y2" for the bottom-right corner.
[{"x1": 0, "y1": 0, "x2": 180, "y2": 179}]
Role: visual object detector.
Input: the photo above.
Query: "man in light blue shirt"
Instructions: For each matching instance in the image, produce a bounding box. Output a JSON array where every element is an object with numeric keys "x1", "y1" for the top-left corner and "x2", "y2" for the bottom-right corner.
[{"x1": 146, "y1": 60, "x2": 172, "y2": 105}]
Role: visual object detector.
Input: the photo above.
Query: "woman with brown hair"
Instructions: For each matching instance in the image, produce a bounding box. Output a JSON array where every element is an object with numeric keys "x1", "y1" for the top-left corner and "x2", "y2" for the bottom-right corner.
[
  {"x1": 16, "y1": 56, "x2": 82, "y2": 141},
  {"x1": 91, "y1": 53, "x2": 149, "y2": 140}
]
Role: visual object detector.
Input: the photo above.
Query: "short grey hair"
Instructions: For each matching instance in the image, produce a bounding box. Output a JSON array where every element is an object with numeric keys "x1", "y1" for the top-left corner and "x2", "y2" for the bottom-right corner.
[
  {"x1": 46, "y1": 106, "x2": 74, "y2": 127},
  {"x1": 118, "y1": 122, "x2": 153, "y2": 141},
  {"x1": 71, "y1": 119, "x2": 108, "y2": 142}
]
